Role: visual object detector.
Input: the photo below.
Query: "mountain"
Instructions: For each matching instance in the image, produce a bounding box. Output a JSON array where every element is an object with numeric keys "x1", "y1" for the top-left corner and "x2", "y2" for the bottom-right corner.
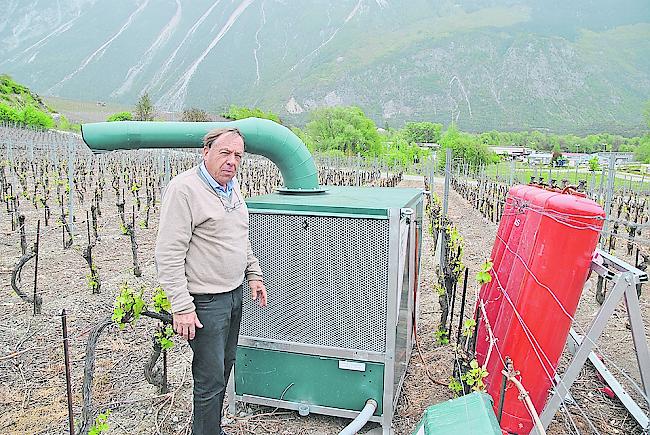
[{"x1": 1, "y1": 0, "x2": 649, "y2": 134}]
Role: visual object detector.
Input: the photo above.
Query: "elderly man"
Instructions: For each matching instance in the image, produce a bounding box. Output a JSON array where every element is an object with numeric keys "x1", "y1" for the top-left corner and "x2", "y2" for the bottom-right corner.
[{"x1": 155, "y1": 127, "x2": 267, "y2": 435}]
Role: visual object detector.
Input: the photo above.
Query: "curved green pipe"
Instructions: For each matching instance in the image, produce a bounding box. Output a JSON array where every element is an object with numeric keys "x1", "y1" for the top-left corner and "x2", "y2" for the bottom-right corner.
[{"x1": 81, "y1": 118, "x2": 322, "y2": 193}]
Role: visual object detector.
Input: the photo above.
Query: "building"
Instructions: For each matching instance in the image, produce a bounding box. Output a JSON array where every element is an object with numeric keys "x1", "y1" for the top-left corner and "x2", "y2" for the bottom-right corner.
[
  {"x1": 597, "y1": 152, "x2": 635, "y2": 166},
  {"x1": 416, "y1": 142, "x2": 440, "y2": 150},
  {"x1": 563, "y1": 153, "x2": 593, "y2": 167},
  {"x1": 490, "y1": 146, "x2": 533, "y2": 160}
]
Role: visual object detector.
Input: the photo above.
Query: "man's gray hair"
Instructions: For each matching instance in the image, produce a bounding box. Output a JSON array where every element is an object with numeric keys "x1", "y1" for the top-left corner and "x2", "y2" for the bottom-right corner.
[{"x1": 203, "y1": 127, "x2": 245, "y2": 148}]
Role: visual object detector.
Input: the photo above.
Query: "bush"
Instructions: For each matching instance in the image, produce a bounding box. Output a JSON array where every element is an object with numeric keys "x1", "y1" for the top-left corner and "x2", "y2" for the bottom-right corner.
[
  {"x1": 0, "y1": 103, "x2": 54, "y2": 129},
  {"x1": 0, "y1": 103, "x2": 22, "y2": 124},
  {"x1": 56, "y1": 115, "x2": 80, "y2": 132},
  {"x1": 107, "y1": 112, "x2": 133, "y2": 122},
  {"x1": 21, "y1": 106, "x2": 54, "y2": 129},
  {"x1": 221, "y1": 105, "x2": 280, "y2": 123},
  {"x1": 320, "y1": 149, "x2": 346, "y2": 158}
]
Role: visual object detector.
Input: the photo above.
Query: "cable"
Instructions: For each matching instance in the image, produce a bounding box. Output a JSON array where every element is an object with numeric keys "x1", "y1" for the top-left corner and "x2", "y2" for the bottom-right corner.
[
  {"x1": 490, "y1": 270, "x2": 603, "y2": 435},
  {"x1": 495, "y1": 234, "x2": 650, "y2": 406},
  {"x1": 450, "y1": 170, "x2": 650, "y2": 425}
]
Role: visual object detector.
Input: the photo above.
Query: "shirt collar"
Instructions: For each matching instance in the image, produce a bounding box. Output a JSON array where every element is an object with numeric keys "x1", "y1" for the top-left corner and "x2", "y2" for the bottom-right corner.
[{"x1": 199, "y1": 162, "x2": 234, "y2": 198}]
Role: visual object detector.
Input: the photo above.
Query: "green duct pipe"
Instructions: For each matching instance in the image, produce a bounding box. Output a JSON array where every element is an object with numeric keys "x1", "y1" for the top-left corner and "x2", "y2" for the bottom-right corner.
[{"x1": 81, "y1": 117, "x2": 323, "y2": 193}]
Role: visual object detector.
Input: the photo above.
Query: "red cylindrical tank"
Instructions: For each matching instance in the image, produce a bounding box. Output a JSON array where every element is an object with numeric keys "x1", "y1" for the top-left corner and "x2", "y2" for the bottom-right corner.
[
  {"x1": 483, "y1": 187, "x2": 560, "y2": 389},
  {"x1": 493, "y1": 191, "x2": 604, "y2": 434},
  {"x1": 475, "y1": 185, "x2": 531, "y2": 364}
]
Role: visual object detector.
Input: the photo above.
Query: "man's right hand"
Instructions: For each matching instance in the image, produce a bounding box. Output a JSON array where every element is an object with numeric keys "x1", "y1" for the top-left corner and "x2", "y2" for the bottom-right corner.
[{"x1": 173, "y1": 311, "x2": 203, "y2": 340}]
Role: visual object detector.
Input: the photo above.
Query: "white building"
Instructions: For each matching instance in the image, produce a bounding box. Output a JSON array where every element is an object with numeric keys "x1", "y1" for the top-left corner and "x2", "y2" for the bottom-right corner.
[{"x1": 563, "y1": 153, "x2": 593, "y2": 167}]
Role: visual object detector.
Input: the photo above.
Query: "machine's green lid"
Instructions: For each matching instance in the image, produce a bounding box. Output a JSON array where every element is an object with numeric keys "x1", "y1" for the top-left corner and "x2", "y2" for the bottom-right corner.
[
  {"x1": 246, "y1": 186, "x2": 422, "y2": 218},
  {"x1": 411, "y1": 392, "x2": 502, "y2": 435}
]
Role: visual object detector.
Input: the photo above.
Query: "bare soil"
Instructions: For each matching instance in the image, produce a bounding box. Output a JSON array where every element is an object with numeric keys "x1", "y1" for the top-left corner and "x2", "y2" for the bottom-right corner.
[{"x1": 0, "y1": 170, "x2": 647, "y2": 435}]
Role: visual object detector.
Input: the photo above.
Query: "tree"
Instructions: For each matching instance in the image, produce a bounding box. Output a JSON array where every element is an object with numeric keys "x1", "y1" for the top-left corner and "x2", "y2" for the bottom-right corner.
[
  {"x1": 635, "y1": 101, "x2": 650, "y2": 163},
  {"x1": 181, "y1": 108, "x2": 211, "y2": 122},
  {"x1": 381, "y1": 133, "x2": 430, "y2": 167},
  {"x1": 635, "y1": 135, "x2": 650, "y2": 163},
  {"x1": 107, "y1": 112, "x2": 133, "y2": 122},
  {"x1": 402, "y1": 121, "x2": 442, "y2": 144},
  {"x1": 304, "y1": 106, "x2": 383, "y2": 156},
  {"x1": 551, "y1": 145, "x2": 564, "y2": 166},
  {"x1": 479, "y1": 130, "x2": 500, "y2": 147},
  {"x1": 134, "y1": 92, "x2": 154, "y2": 121},
  {"x1": 588, "y1": 156, "x2": 600, "y2": 172},
  {"x1": 436, "y1": 123, "x2": 497, "y2": 169},
  {"x1": 290, "y1": 126, "x2": 315, "y2": 152}
]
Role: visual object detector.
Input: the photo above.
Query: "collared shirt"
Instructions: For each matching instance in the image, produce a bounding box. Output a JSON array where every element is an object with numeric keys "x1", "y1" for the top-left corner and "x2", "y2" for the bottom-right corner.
[{"x1": 199, "y1": 161, "x2": 234, "y2": 199}]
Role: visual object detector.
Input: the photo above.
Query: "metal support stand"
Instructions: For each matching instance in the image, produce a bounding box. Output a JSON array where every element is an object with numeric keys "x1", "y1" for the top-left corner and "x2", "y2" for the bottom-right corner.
[{"x1": 535, "y1": 248, "x2": 650, "y2": 433}]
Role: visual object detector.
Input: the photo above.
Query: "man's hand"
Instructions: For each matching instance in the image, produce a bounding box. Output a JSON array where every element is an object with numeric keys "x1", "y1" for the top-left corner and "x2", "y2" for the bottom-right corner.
[
  {"x1": 173, "y1": 311, "x2": 203, "y2": 340},
  {"x1": 249, "y1": 280, "x2": 267, "y2": 307}
]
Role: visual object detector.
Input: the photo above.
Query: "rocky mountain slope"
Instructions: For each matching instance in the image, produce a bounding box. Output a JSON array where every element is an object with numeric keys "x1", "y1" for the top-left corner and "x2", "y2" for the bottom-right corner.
[{"x1": 1, "y1": 0, "x2": 648, "y2": 133}]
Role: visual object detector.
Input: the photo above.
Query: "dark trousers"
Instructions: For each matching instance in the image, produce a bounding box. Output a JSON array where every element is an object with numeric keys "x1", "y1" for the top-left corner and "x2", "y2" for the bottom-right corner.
[{"x1": 189, "y1": 285, "x2": 243, "y2": 435}]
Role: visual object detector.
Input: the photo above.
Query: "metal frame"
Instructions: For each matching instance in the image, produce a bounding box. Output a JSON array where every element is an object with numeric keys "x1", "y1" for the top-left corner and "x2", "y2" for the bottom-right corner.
[
  {"x1": 535, "y1": 248, "x2": 650, "y2": 433},
  {"x1": 390, "y1": 208, "x2": 418, "y2": 420},
  {"x1": 400, "y1": 209, "x2": 417, "y2": 397},
  {"x1": 237, "y1": 394, "x2": 383, "y2": 423},
  {"x1": 227, "y1": 203, "x2": 421, "y2": 435},
  {"x1": 381, "y1": 208, "x2": 401, "y2": 434}
]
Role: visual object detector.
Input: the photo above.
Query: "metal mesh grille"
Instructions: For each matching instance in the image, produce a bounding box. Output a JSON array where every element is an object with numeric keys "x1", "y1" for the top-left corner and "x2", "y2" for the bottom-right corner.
[{"x1": 242, "y1": 213, "x2": 390, "y2": 353}]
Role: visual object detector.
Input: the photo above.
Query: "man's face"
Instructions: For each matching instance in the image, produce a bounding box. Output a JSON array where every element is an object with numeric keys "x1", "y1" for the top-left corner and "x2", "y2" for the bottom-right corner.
[{"x1": 202, "y1": 132, "x2": 244, "y2": 187}]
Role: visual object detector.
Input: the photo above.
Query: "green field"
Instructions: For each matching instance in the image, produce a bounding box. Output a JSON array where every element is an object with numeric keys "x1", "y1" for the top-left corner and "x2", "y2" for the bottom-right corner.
[{"x1": 479, "y1": 161, "x2": 650, "y2": 192}]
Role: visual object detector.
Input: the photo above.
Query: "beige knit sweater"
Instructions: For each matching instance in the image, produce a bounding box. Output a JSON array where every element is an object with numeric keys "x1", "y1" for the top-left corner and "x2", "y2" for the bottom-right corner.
[{"x1": 155, "y1": 166, "x2": 263, "y2": 313}]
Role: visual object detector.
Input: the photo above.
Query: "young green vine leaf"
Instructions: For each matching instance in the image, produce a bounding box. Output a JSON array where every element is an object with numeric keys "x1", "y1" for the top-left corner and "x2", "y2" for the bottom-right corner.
[
  {"x1": 152, "y1": 287, "x2": 171, "y2": 313},
  {"x1": 475, "y1": 260, "x2": 493, "y2": 284},
  {"x1": 112, "y1": 283, "x2": 145, "y2": 329},
  {"x1": 88, "y1": 410, "x2": 110, "y2": 435}
]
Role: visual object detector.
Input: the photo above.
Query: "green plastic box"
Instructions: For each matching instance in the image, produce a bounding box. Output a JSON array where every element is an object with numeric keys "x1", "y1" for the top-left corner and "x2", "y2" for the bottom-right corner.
[{"x1": 412, "y1": 392, "x2": 502, "y2": 435}]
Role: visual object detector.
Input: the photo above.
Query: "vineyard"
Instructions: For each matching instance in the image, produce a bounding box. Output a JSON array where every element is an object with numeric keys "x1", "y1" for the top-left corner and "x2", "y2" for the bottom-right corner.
[
  {"x1": 0, "y1": 122, "x2": 649, "y2": 435},
  {"x1": 0, "y1": 123, "x2": 412, "y2": 435}
]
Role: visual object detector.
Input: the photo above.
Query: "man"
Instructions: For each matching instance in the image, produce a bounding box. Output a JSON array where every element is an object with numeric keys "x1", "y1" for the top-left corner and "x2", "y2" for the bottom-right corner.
[{"x1": 155, "y1": 127, "x2": 267, "y2": 435}]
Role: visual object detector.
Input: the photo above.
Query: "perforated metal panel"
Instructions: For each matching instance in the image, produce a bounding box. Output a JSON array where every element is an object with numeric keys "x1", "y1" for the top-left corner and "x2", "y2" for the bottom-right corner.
[{"x1": 242, "y1": 212, "x2": 390, "y2": 353}]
